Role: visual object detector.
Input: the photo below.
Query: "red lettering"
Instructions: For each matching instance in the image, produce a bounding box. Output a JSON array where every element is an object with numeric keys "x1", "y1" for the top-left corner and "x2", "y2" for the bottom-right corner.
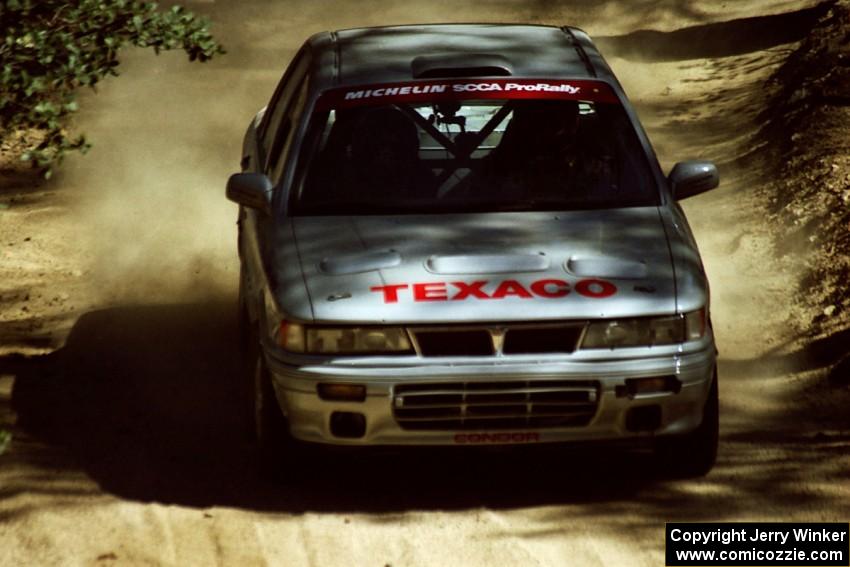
[
  {"x1": 370, "y1": 284, "x2": 408, "y2": 303},
  {"x1": 530, "y1": 279, "x2": 570, "y2": 298},
  {"x1": 491, "y1": 280, "x2": 533, "y2": 299},
  {"x1": 575, "y1": 278, "x2": 617, "y2": 298},
  {"x1": 451, "y1": 280, "x2": 490, "y2": 300},
  {"x1": 373, "y1": 279, "x2": 616, "y2": 303},
  {"x1": 454, "y1": 432, "x2": 541, "y2": 444},
  {"x1": 413, "y1": 282, "x2": 448, "y2": 301}
]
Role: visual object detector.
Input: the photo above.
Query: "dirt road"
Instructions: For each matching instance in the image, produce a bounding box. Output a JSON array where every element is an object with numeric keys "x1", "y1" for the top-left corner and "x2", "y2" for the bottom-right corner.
[{"x1": 1, "y1": 1, "x2": 848, "y2": 565}]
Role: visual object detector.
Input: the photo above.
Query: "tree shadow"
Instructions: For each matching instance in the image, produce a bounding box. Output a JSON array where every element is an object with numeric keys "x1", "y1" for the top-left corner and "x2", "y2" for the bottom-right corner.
[
  {"x1": 0, "y1": 168, "x2": 57, "y2": 204},
  {"x1": 596, "y1": 1, "x2": 835, "y2": 62},
  {"x1": 720, "y1": 325, "x2": 850, "y2": 379}
]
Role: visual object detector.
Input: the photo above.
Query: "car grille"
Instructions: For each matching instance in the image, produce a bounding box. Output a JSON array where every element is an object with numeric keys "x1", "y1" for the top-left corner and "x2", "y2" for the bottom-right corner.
[
  {"x1": 392, "y1": 379, "x2": 600, "y2": 430},
  {"x1": 410, "y1": 323, "x2": 582, "y2": 357},
  {"x1": 415, "y1": 329, "x2": 494, "y2": 356},
  {"x1": 502, "y1": 326, "x2": 582, "y2": 354}
]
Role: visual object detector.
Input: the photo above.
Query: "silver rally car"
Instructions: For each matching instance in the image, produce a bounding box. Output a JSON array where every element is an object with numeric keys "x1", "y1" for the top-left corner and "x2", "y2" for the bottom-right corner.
[{"x1": 227, "y1": 24, "x2": 720, "y2": 476}]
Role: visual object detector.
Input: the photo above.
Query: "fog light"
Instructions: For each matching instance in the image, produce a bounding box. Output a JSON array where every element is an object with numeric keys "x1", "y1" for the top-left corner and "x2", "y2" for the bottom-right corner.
[
  {"x1": 625, "y1": 375, "x2": 681, "y2": 397},
  {"x1": 330, "y1": 411, "x2": 366, "y2": 438},
  {"x1": 317, "y1": 383, "x2": 366, "y2": 402}
]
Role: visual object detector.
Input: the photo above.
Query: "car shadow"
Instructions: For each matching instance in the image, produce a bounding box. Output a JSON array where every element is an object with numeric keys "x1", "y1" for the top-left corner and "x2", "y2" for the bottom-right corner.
[
  {"x1": 3, "y1": 298, "x2": 847, "y2": 522},
  {"x1": 4, "y1": 299, "x2": 672, "y2": 512}
]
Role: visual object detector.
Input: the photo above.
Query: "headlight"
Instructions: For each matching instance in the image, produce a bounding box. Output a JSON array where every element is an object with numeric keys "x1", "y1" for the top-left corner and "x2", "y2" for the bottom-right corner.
[
  {"x1": 278, "y1": 321, "x2": 306, "y2": 352},
  {"x1": 580, "y1": 309, "x2": 706, "y2": 349},
  {"x1": 278, "y1": 322, "x2": 413, "y2": 354}
]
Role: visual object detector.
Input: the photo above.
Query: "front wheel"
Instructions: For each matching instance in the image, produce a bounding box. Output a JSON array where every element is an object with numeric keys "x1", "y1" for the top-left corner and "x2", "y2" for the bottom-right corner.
[
  {"x1": 655, "y1": 372, "x2": 719, "y2": 478},
  {"x1": 252, "y1": 351, "x2": 292, "y2": 477}
]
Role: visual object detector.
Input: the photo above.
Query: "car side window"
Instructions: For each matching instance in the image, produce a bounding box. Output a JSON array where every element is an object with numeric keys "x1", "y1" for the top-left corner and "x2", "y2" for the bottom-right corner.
[
  {"x1": 260, "y1": 52, "x2": 309, "y2": 162},
  {"x1": 267, "y1": 78, "x2": 310, "y2": 186}
]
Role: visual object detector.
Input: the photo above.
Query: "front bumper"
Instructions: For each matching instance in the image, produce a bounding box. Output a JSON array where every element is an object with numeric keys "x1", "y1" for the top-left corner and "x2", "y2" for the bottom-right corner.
[{"x1": 265, "y1": 340, "x2": 716, "y2": 447}]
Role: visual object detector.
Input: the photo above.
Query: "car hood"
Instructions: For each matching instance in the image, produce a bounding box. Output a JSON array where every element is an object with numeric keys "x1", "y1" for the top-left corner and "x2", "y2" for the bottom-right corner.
[{"x1": 280, "y1": 208, "x2": 677, "y2": 323}]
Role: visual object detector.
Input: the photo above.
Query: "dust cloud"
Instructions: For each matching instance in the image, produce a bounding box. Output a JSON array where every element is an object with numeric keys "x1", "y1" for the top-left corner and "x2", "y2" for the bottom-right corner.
[
  {"x1": 53, "y1": 0, "x2": 583, "y2": 306},
  {"x1": 53, "y1": 0, "x2": 812, "y2": 314},
  {"x1": 59, "y1": 50, "x2": 259, "y2": 304}
]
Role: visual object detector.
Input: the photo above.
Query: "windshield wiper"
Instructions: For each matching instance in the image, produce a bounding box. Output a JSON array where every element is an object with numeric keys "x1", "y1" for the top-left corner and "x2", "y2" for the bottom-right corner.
[
  {"x1": 296, "y1": 201, "x2": 443, "y2": 215},
  {"x1": 482, "y1": 199, "x2": 578, "y2": 212}
]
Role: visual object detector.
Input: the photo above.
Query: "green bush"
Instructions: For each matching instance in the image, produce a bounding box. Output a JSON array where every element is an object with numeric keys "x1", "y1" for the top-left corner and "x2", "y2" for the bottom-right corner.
[{"x1": 0, "y1": 0, "x2": 224, "y2": 176}]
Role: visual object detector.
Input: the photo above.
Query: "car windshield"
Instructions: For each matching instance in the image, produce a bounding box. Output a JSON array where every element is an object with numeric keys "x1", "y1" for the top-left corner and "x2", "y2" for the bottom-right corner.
[{"x1": 291, "y1": 80, "x2": 659, "y2": 215}]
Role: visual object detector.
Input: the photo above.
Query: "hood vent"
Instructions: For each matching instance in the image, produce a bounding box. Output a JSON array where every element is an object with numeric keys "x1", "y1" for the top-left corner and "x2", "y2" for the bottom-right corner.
[
  {"x1": 411, "y1": 53, "x2": 513, "y2": 78},
  {"x1": 565, "y1": 256, "x2": 648, "y2": 279},
  {"x1": 426, "y1": 253, "x2": 549, "y2": 275},
  {"x1": 319, "y1": 251, "x2": 402, "y2": 275}
]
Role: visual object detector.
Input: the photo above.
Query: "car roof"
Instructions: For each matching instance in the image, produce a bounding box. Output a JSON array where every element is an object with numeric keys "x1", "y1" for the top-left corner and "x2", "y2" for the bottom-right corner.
[{"x1": 305, "y1": 24, "x2": 618, "y2": 90}]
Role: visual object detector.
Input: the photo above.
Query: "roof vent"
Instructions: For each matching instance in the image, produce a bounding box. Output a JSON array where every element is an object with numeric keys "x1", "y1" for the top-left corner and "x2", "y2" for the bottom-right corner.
[{"x1": 411, "y1": 53, "x2": 513, "y2": 78}]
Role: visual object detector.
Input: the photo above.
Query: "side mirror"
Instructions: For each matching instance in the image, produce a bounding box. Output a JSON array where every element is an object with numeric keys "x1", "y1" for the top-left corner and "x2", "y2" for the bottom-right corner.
[
  {"x1": 668, "y1": 161, "x2": 719, "y2": 200},
  {"x1": 226, "y1": 173, "x2": 272, "y2": 214}
]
